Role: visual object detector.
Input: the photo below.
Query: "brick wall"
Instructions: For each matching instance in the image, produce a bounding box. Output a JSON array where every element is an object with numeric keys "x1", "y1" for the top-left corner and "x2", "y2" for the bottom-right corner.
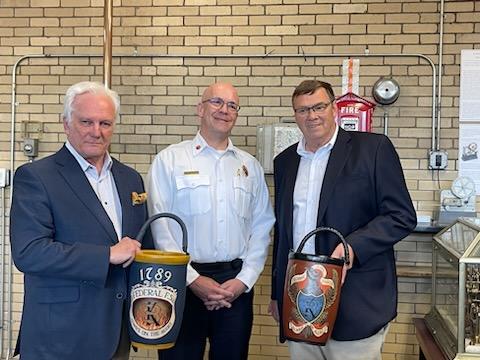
[{"x1": 0, "y1": 0, "x2": 479, "y2": 358}]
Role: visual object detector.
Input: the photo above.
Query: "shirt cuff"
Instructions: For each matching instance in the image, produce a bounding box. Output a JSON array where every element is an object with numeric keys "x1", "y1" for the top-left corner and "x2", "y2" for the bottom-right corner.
[
  {"x1": 186, "y1": 263, "x2": 200, "y2": 285},
  {"x1": 236, "y1": 267, "x2": 257, "y2": 292}
]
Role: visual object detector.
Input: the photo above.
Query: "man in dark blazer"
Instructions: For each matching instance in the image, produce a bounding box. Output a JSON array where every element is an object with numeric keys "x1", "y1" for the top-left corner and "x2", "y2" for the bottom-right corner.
[
  {"x1": 10, "y1": 81, "x2": 151, "y2": 360},
  {"x1": 269, "y1": 80, "x2": 416, "y2": 359}
]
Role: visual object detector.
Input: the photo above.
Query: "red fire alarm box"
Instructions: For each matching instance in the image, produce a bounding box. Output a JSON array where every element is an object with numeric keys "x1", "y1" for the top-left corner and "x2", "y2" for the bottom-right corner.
[{"x1": 335, "y1": 92, "x2": 376, "y2": 132}]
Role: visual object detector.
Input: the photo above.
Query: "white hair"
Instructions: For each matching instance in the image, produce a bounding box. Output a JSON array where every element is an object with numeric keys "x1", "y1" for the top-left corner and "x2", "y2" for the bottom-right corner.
[{"x1": 63, "y1": 81, "x2": 120, "y2": 123}]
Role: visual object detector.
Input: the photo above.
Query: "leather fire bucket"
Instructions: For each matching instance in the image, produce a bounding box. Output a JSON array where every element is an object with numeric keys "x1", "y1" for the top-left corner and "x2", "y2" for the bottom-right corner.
[
  {"x1": 282, "y1": 227, "x2": 350, "y2": 345},
  {"x1": 128, "y1": 213, "x2": 189, "y2": 350}
]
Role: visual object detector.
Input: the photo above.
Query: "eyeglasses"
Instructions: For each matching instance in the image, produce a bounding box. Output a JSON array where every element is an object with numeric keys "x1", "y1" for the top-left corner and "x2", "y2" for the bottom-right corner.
[
  {"x1": 294, "y1": 101, "x2": 333, "y2": 117},
  {"x1": 202, "y1": 97, "x2": 241, "y2": 113}
]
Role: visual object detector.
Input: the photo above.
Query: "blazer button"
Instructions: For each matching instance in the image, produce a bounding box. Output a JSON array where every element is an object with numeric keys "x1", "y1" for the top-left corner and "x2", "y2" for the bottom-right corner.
[{"x1": 116, "y1": 293, "x2": 124, "y2": 300}]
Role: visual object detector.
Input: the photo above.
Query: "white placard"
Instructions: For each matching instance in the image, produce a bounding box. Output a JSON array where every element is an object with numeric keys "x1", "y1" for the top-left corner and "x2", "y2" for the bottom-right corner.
[{"x1": 460, "y1": 49, "x2": 480, "y2": 122}]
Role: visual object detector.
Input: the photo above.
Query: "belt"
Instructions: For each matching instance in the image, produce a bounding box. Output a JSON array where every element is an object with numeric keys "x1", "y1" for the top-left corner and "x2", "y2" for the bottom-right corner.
[{"x1": 191, "y1": 259, "x2": 243, "y2": 273}]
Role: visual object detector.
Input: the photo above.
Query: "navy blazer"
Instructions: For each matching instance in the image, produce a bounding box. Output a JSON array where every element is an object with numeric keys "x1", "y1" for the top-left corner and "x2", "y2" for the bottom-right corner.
[
  {"x1": 10, "y1": 146, "x2": 151, "y2": 360},
  {"x1": 271, "y1": 128, "x2": 416, "y2": 342}
]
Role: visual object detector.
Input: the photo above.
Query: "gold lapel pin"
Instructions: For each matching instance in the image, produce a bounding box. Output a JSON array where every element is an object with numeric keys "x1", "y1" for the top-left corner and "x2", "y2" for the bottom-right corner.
[{"x1": 131, "y1": 192, "x2": 147, "y2": 206}]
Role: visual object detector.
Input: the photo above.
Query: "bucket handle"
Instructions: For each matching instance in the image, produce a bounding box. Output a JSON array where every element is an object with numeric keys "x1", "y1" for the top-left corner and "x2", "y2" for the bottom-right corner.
[
  {"x1": 296, "y1": 227, "x2": 350, "y2": 266},
  {"x1": 136, "y1": 213, "x2": 188, "y2": 254}
]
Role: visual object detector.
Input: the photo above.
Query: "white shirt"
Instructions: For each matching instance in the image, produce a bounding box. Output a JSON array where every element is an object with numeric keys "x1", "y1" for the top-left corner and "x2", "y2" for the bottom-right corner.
[
  {"x1": 65, "y1": 141, "x2": 122, "y2": 240},
  {"x1": 147, "y1": 132, "x2": 275, "y2": 289},
  {"x1": 293, "y1": 125, "x2": 338, "y2": 255}
]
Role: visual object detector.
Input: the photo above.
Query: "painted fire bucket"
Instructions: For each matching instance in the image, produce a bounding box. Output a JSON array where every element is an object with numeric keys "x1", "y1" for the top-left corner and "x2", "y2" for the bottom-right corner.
[
  {"x1": 128, "y1": 213, "x2": 189, "y2": 350},
  {"x1": 282, "y1": 227, "x2": 350, "y2": 345}
]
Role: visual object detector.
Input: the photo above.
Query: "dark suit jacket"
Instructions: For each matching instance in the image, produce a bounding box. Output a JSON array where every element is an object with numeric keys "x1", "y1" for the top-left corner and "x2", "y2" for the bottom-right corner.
[
  {"x1": 271, "y1": 128, "x2": 416, "y2": 342},
  {"x1": 10, "y1": 146, "x2": 152, "y2": 360}
]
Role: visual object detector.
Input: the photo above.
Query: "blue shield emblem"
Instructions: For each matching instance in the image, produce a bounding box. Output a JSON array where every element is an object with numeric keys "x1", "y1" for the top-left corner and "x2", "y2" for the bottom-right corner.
[{"x1": 296, "y1": 291, "x2": 325, "y2": 322}]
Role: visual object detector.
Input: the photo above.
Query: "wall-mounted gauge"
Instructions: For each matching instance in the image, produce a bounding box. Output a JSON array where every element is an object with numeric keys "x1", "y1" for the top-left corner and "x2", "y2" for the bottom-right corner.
[{"x1": 451, "y1": 176, "x2": 476, "y2": 200}]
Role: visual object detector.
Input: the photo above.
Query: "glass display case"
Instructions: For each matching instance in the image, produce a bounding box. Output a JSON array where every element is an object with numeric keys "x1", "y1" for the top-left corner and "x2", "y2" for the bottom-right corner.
[{"x1": 425, "y1": 217, "x2": 480, "y2": 359}]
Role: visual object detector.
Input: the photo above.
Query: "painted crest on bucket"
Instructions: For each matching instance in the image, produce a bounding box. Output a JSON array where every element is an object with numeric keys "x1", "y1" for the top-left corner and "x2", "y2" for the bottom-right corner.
[
  {"x1": 286, "y1": 263, "x2": 339, "y2": 338},
  {"x1": 282, "y1": 227, "x2": 349, "y2": 345},
  {"x1": 129, "y1": 278, "x2": 178, "y2": 339}
]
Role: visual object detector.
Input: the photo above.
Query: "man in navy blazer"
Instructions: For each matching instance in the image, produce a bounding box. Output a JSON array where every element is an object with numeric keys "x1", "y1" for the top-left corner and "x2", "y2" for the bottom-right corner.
[
  {"x1": 10, "y1": 81, "x2": 151, "y2": 360},
  {"x1": 269, "y1": 80, "x2": 416, "y2": 360}
]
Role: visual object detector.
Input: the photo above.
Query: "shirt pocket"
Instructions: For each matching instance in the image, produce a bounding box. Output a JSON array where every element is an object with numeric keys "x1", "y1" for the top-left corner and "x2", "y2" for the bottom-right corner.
[
  {"x1": 175, "y1": 175, "x2": 211, "y2": 215},
  {"x1": 233, "y1": 177, "x2": 255, "y2": 219}
]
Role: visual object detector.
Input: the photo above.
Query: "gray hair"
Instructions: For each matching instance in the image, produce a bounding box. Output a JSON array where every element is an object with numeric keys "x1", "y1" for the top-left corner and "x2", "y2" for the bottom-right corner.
[{"x1": 62, "y1": 81, "x2": 120, "y2": 123}]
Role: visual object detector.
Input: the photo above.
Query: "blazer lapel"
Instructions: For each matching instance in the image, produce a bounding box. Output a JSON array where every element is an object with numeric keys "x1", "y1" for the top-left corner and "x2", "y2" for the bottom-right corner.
[
  {"x1": 283, "y1": 148, "x2": 301, "y2": 250},
  {"x1": 111, "y1": 161, "x2": 133, "y2": 238},
  {"x1": 316, "y1": 128, "x2": 352, "y2": 225},
  {"x1": 55, "y1": 146, "x2": 118, "y2": 244}
]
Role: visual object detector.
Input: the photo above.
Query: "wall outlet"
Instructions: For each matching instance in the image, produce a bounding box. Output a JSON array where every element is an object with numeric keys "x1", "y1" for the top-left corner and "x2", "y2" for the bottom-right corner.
[
  {"x1": 429, "y1": 150, "x2": 448, "y2": 170},
  {"x1": 23, "y1": 138, "x2": 38, "y2": 157}
]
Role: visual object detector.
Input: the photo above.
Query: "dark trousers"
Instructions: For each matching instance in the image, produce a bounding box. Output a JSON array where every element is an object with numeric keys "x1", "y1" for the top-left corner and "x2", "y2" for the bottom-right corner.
[
  {"x1": 158, "y1": 260, "x2": 254, "y2": 360},
  {"x1": 112, "y1": 319, "x2": 130, "y2": 360}
]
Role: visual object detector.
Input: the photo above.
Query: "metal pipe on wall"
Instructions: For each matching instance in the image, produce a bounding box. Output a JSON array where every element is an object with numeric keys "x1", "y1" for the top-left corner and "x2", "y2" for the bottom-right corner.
[
  {"x1": 0, "y1": 186, "x2": 5, "y2": 360},
  {"x1": 436, "y1": 0, "x2": 445, "y2": 152},
  {"x1": 9, "y1": 52, "x2": 437, "y2": 159},
  {"x1": 5, "y1": 53, "x2": 48, "y2": 360},
  {"x1": 103, "y1": 0, "x2": 113, "y2": 88},
  {"x1": 7, "y1": 50, "x2": 437, "y2": 357}
]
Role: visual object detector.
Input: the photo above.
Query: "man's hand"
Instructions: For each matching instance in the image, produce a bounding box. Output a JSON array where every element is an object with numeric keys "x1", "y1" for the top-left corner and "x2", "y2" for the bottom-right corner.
[
  {"x1": 268, "y1": 300, "x2": 280, "y2": 323},
  {"x1": 109, "y1": 237, "x2": 141, "y2": 267},
  {"x1": 220, "y1": 278, "x2": 247, "y2": 303},
  {"x1": 330, "y1": 243, "x2": 354, "y2": 285},
  {"x1": 190, "y1": 276, "x2": 234, "y2": 310},
  {"x1": 204, "y1": 279, "x2": 247, "y2": 310}
]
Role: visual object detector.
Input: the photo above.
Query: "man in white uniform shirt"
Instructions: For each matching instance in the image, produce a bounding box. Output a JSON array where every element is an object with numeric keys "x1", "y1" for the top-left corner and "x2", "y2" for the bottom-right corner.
[{"x1": 147, "y1": 82, "x2": 275, "y2": 360}]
